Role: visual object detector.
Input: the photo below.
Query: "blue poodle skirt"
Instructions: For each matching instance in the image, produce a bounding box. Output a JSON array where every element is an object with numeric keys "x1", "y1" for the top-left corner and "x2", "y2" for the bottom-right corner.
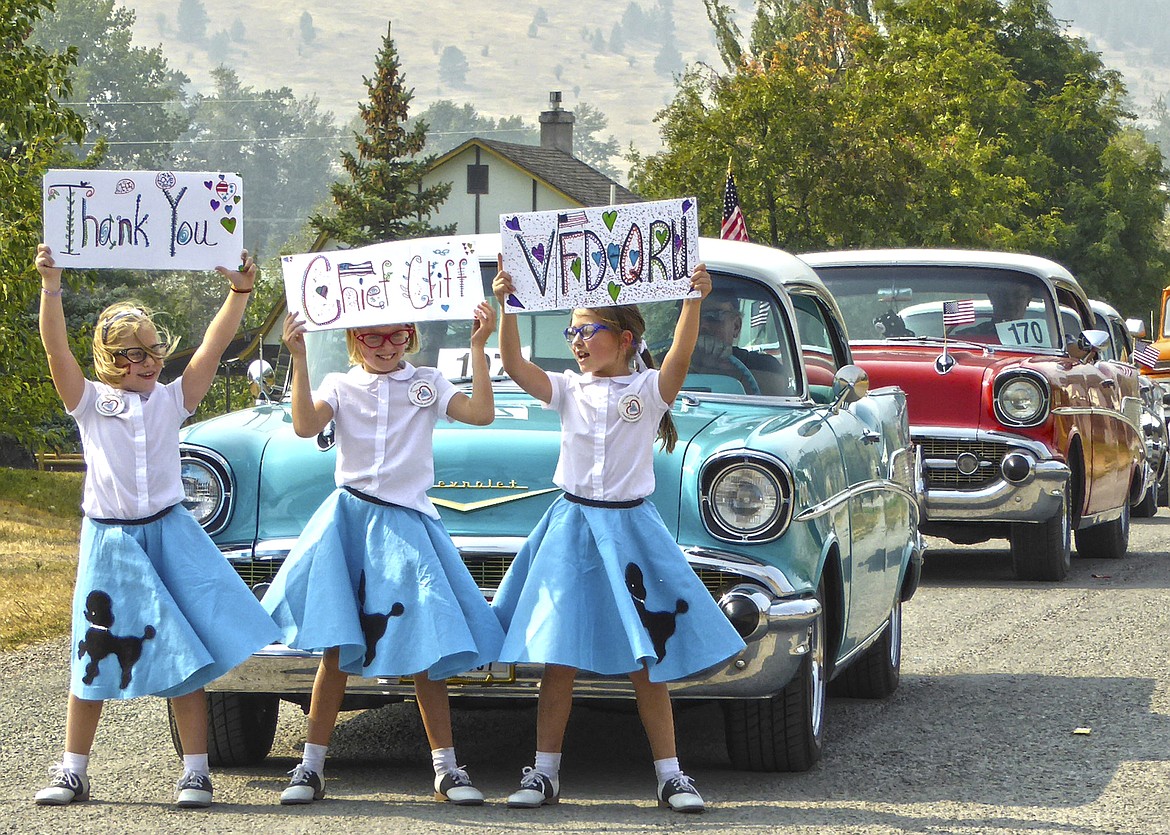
[
  {"x1": 70, "y1": 506, "x2": 279, "y2": 701},
  {"x1": 491, "y1": 496, "x2": 746, "y2": 683},
  {"x1": 261, "y1": 489, "x2": 504, "y2": 680}
]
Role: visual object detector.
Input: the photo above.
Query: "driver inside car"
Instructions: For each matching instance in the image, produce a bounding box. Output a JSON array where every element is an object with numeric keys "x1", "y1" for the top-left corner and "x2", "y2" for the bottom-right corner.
[{"x1": 688, "y1": 290, "x2": 788, "y2": 395}]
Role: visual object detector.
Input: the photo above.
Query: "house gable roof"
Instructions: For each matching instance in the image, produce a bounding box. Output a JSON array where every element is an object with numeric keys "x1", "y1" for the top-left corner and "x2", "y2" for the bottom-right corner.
[{"x1": 430, "y1": 138, "x2": 639, "y2": 208}]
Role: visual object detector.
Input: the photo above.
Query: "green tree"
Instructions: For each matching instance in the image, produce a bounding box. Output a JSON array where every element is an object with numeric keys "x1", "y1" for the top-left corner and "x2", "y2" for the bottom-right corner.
[
  {"x1": 176, "y1": 65, "x2": 345, "y2": 261},
  {"x1": 439, "y1": 45, "x2": 469, "y2": 87},
  {"x1": 311, "y1": 23, "x2": 452, "y2": 247},
  {"x1": 176, "y1": 0, "x2": 207, "y2": 42},
  {"x1": 573, "y1": 102, "x2": 622, "y2": 179},
  {"x1": 633, "y1": 0, "x2": 1170, "y2": 312},
  {"x1": 410, "y1": 100, "x2": 536, "y2": 155},
  {"x1": 299, "y1": 10, "x2": 315, "y2": 44},
  {"x1": 31, "y1": 0, "x2": 190, "y2": 169},
  {"x1": 1, "y1": 0, "x2": 89, "y2": 453}
]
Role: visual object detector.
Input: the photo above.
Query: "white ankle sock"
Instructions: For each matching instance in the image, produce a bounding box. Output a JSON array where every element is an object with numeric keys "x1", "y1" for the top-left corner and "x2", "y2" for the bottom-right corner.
[
  {"x1": 302, "y1": 742, "x2": 327, "y2": 775},
  {"x1": 183, "y1": 753, "x2": 209, "y2": 776},
  {"x1": 534, "y1": 751, "x2": 561, "y2": 779},
  {"x1": 62, "y1": 752, "x2": 89, "y2": 776},
  {"x1": 654, "y1": 756, "x2": 682, "y2": 782},
  {"x1": 431, "y1": 747, "x2": 457, "y2": 775}
]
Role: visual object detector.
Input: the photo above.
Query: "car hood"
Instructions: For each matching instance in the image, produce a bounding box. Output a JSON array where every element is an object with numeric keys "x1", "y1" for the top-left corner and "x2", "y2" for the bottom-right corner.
[
  {"x1": 849, "y1": 342, "x2": 1052, "y2": 431},
  {"x1": 181, "y1": 391, "x2": 731, "y2": 545}
]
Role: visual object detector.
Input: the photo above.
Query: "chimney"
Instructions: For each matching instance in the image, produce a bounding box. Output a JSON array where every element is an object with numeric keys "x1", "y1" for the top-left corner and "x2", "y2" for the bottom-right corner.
[{"x1": 539, "y1": 91, "x2": 574, "y2": 155}]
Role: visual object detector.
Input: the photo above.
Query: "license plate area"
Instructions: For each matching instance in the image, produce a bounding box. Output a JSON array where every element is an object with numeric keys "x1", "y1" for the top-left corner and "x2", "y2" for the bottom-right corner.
[{"x1": 394, "y1": 662, "x2": 516, "y2": 686}]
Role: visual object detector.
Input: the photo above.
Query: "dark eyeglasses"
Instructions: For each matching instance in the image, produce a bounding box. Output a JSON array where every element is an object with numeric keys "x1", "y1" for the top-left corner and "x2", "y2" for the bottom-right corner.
[
  {"x1": 702, "y1": 307, "x2": 738, "y2": 323},
  {"x1": 111, "y1": 344, "x2": 169, "y2": 364},
  {"x1": 354, "y1": 327, "x2": 414, "y2": 348},
  {"x1": 563, "y1": 323, "x2": 610, "y2": 343}
]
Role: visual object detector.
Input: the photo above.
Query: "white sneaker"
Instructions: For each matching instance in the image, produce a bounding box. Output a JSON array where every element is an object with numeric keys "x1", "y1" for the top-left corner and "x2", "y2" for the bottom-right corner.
[
  {"x1": 506, "y1": 767, "x2": 559, "y2": 808},
  {"x1": 433, "y1": 766, "x2": 484, "y2": 805},
  {"x1": 34, "y1": 764, "x2": 90, "y2": 806},
  {"x1": 657, "y1": 773, "x2": 705, "y2": 813}
]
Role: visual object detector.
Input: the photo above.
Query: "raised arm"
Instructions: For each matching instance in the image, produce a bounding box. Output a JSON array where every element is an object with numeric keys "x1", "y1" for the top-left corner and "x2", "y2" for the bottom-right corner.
[
  {"x1": 658, "y1": 263, "x2": 712, "y2": 402},
  {"x1": 492, "y1": 254, "x2": 552, "y2": 403},
  {"x1": 446, "y1": 300, "x2": 497, "y2": 426},
  {"x1": 35, "y1": 245, "x2": 86, "y2": 411},
  {"x1": 282, "y1": 313, "x2": 335, "y2": 437},
  {"x1": 182, "y1": 250, "x2": 256, "y2": 412}
]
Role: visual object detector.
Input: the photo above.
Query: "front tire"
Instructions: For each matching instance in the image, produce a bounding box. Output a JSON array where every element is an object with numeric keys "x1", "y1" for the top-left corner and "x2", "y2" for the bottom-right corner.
[
  {"x1": 724, "y1": 587, "x2": 826, "y2": 771},
  {"x1": 1132, "y1": 482, "x2": 1158, "y2": 518},
  {"x1": 1074, "y1": 498, "x2": 1130, "y2": 560},
  {"x1": 829, "y1": 598, "x2": 901, "y2": 699},
  {"x1": 1011, "y1": 482, "x2": 1072, "y2": 581},
  {"x1": 168, "y1": 692, "x2": 279, "y2": 766}
]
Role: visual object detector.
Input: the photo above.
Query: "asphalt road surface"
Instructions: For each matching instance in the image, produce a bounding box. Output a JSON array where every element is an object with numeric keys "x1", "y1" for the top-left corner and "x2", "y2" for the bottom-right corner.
[{"x1": 3, "y1": 517, "x2": 1170, "y2": 835}]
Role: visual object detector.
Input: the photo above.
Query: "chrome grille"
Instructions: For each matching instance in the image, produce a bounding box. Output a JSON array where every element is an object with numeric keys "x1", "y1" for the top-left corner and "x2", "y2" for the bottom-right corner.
[
  {"x1": 919, "y1": 437, "x2": 1011, "y2": 489},
  {"x1": 230, "y1": 555, "x2": 752, "y2": 600}
]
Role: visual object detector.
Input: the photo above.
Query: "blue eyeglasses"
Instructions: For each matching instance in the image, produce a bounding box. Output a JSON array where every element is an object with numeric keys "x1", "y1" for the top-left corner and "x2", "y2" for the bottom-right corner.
[{"x1": 563, "y1": 323, "x2": 610, "y2": 343}]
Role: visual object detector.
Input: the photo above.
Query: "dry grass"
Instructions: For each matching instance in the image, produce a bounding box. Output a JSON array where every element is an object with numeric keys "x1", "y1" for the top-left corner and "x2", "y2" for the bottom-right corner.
[{"x1": 0, "y1": 469, "x2": 83, "y2": 652}]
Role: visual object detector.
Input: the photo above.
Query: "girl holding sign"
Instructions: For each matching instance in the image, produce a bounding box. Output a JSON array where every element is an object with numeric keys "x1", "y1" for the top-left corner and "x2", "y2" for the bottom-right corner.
[
  {"x1": 491, "y1": 257, "x2": 745, "y2": 813},
  {"x1": 263, "y1": 307, "x2": 503, "y2": 807},
  {"x1": 32, "y1": 245, "x2": 279, "y2": 809}
]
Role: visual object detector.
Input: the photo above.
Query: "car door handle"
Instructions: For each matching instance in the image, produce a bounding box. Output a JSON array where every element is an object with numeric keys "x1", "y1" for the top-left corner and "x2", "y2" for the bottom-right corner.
[{"x1": 862, "y1": 429, "x2": 882, "y2": 444}]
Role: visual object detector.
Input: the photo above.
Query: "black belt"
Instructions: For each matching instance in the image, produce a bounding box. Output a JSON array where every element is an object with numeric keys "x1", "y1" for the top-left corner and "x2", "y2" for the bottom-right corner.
[
  {"x1": 564, "y1": 492, "x2": 644, "y2": 509},
  {"x1": 89, "y1": 503, "x2": 178, "y2": 526},
  {"x1": 344, "y1": 485, "x2": 406, "y2": 510}
]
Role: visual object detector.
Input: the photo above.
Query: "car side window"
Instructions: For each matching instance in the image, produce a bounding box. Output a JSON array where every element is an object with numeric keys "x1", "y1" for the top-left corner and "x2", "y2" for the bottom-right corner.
[{"x1": 789, "y1": 293, "x2": 845, "y2": 393}]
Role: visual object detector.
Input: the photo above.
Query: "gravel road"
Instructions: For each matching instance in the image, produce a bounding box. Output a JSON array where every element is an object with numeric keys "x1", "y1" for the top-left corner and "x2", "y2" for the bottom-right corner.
[{"x1": 3, "y1": 518, "x2": 1170, "y2": 835}]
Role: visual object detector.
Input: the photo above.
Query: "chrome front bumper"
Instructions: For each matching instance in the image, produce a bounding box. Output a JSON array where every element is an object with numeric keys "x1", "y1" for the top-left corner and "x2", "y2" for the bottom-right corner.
[{"x1": 208, "y1": 595, "x2": 822, "y2": 701}]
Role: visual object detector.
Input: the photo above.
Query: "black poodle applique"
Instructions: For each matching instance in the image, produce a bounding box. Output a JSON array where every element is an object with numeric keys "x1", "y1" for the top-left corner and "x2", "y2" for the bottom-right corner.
[
  {"x1": 625, "y1": 563, "x2": 689, "y2": 663},
  {"x1": 357, "y1": 570, "x2": 405, "y2": 667},
  {"x1": 77, "y1": 590, "x2": 156, "y2": 689}
]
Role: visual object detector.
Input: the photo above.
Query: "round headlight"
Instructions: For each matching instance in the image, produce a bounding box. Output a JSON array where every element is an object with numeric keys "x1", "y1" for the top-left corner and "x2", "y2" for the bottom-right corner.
[
  {"x1": 996, "y1": 375, "x2": 1048, "y2": 426},
  {"x1": 180, "y1": 452, "x2": 230, "y2": 532},
  {"x1": 701, "y1": 455, "x2": 793, "y2": 542}
]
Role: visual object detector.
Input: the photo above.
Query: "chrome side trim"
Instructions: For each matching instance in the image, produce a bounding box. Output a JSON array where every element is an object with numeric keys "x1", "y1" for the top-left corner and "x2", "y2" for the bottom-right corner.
[{"x1": 793, "y1": 479, "x2": 919, "y2": 523}]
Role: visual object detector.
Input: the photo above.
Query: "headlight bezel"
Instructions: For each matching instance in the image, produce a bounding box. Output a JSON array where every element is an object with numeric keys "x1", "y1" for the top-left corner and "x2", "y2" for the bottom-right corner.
[
  {"x1": 699, "y1": 451, "x2": 794, "y2": 543},
  {"x1": 179, "y1": 446, "x2": 233, "y2": 535},
  {"x1": 993, "y1": 370, "x2": 1051, "y2": 428}
]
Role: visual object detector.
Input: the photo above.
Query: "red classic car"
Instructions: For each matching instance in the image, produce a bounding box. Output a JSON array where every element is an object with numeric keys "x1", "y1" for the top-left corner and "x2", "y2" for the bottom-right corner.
[{"x1": 801, "y1": 249, "x2": 1145, "y2": 581}]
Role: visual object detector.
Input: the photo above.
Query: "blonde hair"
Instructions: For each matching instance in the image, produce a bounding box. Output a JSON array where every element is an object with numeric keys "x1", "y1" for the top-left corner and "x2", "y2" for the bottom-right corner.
[
  {"x1": 92, "y1": 301, "x2": 176, "y2": 386},
  {"x1": 577, "y1": 304, "x2": 679, "y2": 453},
  {"x1": 345, "y1": 324, "x2": 420, "y2": 368}
]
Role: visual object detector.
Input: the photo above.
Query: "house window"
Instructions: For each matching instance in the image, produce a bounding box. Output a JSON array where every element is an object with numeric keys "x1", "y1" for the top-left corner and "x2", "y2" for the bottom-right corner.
[{"x1": 467, "y1": 164, "x2": 489, "y2": 194}]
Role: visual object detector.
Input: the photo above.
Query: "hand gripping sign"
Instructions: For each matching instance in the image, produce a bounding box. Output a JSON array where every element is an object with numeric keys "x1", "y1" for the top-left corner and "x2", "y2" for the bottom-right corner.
[
  {"x1": 282, "y1": 237, "x2": 487, "y2": 331},
  {"x1": 43, "y1": 170, "x2": 243, "y2": 270},
  {"x1": 499, "y1": 197, "x2": 700, "y2": 312}
]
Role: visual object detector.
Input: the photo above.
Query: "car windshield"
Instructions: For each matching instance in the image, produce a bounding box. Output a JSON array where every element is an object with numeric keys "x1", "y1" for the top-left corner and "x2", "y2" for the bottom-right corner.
[
  {"x1": 816, "y1": 265, "x2": 1061, "y2": 350},
  {"x1": 302, "y1": 263, "x2": 800, "y2": 397}
]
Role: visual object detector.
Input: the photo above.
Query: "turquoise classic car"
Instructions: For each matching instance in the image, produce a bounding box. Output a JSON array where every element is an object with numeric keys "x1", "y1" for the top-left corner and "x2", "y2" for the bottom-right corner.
[{"x1": 176, "y1": 234, "x2": 924, "y2": 772}]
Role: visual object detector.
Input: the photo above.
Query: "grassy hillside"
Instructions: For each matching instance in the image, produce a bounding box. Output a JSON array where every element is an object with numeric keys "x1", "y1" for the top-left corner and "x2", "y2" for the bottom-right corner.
[
  {"x1": 119, "y1": 0, "x2": 726, "y2": 164},
  {"x1": 0, "y1": 469, "x2": 83, "y2": 651}
]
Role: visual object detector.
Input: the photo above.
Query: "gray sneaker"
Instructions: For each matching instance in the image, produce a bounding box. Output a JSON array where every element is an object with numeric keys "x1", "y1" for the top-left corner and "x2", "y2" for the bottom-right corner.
[
  {"x1": 175, "y1": 771, "x2": 213, "y2": 808},
  {"x1": 280, "y1": 763, "x2": 325, "y2": 805},
  {"x1": 34, "y1": 765, "x2": 90, "y2": 806}
]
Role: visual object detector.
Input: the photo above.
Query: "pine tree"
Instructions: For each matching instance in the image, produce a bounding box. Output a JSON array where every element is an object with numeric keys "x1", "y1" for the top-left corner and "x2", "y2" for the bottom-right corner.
[{"x1": 311, "y1": 22, "x2": 451, "y2": 246}]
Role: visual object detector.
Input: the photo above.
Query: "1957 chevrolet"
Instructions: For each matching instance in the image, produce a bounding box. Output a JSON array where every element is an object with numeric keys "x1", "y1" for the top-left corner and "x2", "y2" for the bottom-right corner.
[
  {"x1": 803, "y1": 249, "x2": 1145, "y2": 582},
  {"x1": 177, "y1": 235, "x2": 924, "y2": 772}
]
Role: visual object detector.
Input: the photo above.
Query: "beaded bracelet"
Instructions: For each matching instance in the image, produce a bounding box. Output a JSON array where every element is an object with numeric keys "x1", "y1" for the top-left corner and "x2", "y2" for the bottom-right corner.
[{"x1": 41, "y1": 287, "x2": 63, "y2": 297}]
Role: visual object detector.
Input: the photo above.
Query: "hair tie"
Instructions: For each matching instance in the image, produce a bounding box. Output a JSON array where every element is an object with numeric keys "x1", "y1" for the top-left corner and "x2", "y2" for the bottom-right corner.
[{"x1": 633, "y1": 337, "x2": 649, "y2": 372}]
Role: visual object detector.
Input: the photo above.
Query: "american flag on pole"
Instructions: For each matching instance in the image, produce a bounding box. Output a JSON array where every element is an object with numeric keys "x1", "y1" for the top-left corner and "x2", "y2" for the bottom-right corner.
[
  {"x1": 1133, "y1": 341, "x2": 1161, "y2": 369},
  {"x1": 942, "y1": 299, "x2": 977, "y2": 329},
  {"x1": 721, "y1": 168, "x2": 750, "y2": 242}
]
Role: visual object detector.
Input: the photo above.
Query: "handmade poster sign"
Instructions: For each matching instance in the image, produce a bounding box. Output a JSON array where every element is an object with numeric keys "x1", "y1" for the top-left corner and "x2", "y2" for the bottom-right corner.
[
  {"x1": 499, "y1": 197, "x2": 700, "y2": 312},
  {"x1": 282, "y1": 237, "x2": 487, "y2": 331},
  {"x1": 43, "y1": 170, "x2": 243, "y2": 270}
]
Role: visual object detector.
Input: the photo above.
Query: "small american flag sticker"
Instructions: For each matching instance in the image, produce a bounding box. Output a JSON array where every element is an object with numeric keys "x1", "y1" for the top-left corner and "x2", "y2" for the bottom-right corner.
[
  {"x1": 942, "y1": 299, "x2": 976, "y2": 329},
  {"x1": 1133, "y1": 341, "x2": 1161, "y2": 369}
]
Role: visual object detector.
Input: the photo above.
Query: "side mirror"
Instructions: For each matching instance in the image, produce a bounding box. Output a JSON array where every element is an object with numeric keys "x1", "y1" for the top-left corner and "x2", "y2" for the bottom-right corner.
[
  {"x1": 1126, "y1": 318, "x2": 1148, "y2": 339},
  {"x1": 831, "y1": 364, "x2": 869, "y2": 409},
  {"x1": 247, "y1": 359, "x2": 275, "y2": 402}
]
